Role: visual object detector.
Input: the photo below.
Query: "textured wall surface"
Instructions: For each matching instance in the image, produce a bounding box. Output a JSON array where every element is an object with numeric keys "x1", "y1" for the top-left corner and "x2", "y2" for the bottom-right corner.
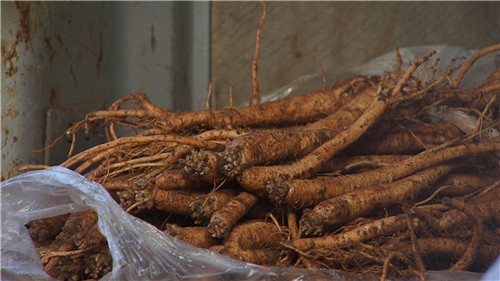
[
  {"x1": 211, "y1": 1, "x2": 500, "y2": 108},
  {"x1": 1, "y1": 2, "x2": 209, "y2": 179}
]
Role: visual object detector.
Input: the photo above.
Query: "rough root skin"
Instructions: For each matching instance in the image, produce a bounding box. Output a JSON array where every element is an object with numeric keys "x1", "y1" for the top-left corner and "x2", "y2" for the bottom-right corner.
[
  {"x1": 189, "y1": 189, "x2": 239, "y2": 223},
  {"x1": 165, "y1": 224, "x2": 218, "y2": 248},
  {"x1": 300, "y1": 164, "x2": 453, "y2": 237},
  {"x1": 184, "y1": 149, "x2": 221, "y2": 178},
  {"x1": 300, "y1": 209, "x2": 325, "y2": 237},
  {"x1": 221, "y1": 128, "x2": 344, "y2": 179},
  {"x1": 219, "y1": 220, "x2": 286, "y2": 266},
  {"x1": 265, "y1": 178, "x2": 288, "y2": 203},
  {"x1": 207, "y1": 192, "x2": 259, "y2": 238},
  {"x1": 221, "y1": 149, "x2": 244, "y2": 179}
]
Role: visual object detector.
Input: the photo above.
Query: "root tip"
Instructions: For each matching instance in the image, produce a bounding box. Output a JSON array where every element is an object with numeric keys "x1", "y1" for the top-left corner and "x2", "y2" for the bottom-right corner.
[
  {"x1": 221, "y1": 151, "x2": 243, "y2": 178},
  {"x1": 300, "y1": 209, "x2": 324, "y2": 237},
  {"x1": 265, "y1": 178, "x2": 288, "y2": 203}
]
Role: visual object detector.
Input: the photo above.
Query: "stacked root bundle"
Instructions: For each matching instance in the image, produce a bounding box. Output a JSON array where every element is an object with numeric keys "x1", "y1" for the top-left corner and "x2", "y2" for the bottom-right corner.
[{"x1": 25, "y1": 44, "x2": 500, "y2": 281}]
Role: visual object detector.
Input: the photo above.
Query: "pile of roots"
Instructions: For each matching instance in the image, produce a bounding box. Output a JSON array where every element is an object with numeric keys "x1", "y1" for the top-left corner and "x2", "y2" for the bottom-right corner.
[{"x1": 25, "y1": 44, "x2": 500, "y2": 281}]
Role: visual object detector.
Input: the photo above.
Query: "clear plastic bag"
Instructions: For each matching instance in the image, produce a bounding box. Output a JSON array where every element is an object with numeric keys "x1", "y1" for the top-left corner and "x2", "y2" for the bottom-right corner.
[
  {"x1": 0, "y1": 167, "x2": 486, "y2": 281},
  {"x1": 2, "y1": 45, "x2": 498, "y2": 281}
]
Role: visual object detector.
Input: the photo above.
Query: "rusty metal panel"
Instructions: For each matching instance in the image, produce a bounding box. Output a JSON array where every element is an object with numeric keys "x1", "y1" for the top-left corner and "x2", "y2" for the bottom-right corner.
[
  {"x1": 1, "y1": 2, "x2": 209, "y2": 179},
  {"x1": 1, "y1": 2, "x2": 114, "y2": 179},
  {"x1": 2, "y1": 2, "x2": 54, "y2": 180}
]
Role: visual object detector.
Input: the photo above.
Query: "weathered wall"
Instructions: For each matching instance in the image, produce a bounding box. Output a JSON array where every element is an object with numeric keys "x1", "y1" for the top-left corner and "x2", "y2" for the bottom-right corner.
[
  {"x1": 211, "y1": 1, "x2": 500, "y2": 108},
  {"x1": 1, "y1": 2, "x2": 209, "y2": 179}
]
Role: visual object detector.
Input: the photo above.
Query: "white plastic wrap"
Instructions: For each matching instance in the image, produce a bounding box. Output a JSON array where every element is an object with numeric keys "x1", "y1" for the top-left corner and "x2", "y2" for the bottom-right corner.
[
  {"x1": 2, "y1": 45, "x2": 498, "y2": 281},
  {"x1": 1, "y1": 167, "x2": 252, "y2": 281},
  {"x1": 0, "y1": 167, "x2": 486, "y2": 281},
  {"x1": 428, "y1": 106, "x2": 500, "y2": 140}
]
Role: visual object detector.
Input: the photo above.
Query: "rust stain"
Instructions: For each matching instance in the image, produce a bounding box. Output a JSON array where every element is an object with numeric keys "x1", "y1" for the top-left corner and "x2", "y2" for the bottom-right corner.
[
  {"x1": 5, "y1": 80, "x2": 17, "y2": 100},
  {"x1": 96, "y1": 32, "x2": 103, "y2": 77},
  {"x1": 6, "y1": 158, "x2": 23, "y2": 180},
  {"x1": 4, "y1": 108, "x2": 19, "y2": 119},
  {"x1": 2, "y1": 2, "x2": 32, "y2": 77},
  {"x1": 290, "y1": 33, "x2": 302, "y2": 58},
  {"x1": 44, "y1": 37, "x2": 56, "y2": 65},
  {"x1": 49, "y1": 87, "x2": 59, "y2": 106},
  {"x1": 2, "y1": 128, "x2": 9, "y2": 148},
  {"x1": 151, "y1": 24, "x2": 157, "y2": 53},
  {"x1": 2, "y1": 43, "x2": 18, "y2": 77},
  {"x1": 56, "y1": 33, "x2": 63, "y2": 45},
  {"x1": 88, "y1": 21, "x2": 95, "y2": 37},
  {"x1": 15, "y1": 1, "x2": 32, "y2": 42}
]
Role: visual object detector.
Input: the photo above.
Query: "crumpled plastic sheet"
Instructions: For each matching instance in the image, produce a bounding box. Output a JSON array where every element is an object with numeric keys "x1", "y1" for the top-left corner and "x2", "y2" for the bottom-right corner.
[
  {"x1": 0, "y1": 167, "x2": 486, "y2": 281},
  {"x1": 2, "y1": 45, "x2": 499, "y2": 281}
]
